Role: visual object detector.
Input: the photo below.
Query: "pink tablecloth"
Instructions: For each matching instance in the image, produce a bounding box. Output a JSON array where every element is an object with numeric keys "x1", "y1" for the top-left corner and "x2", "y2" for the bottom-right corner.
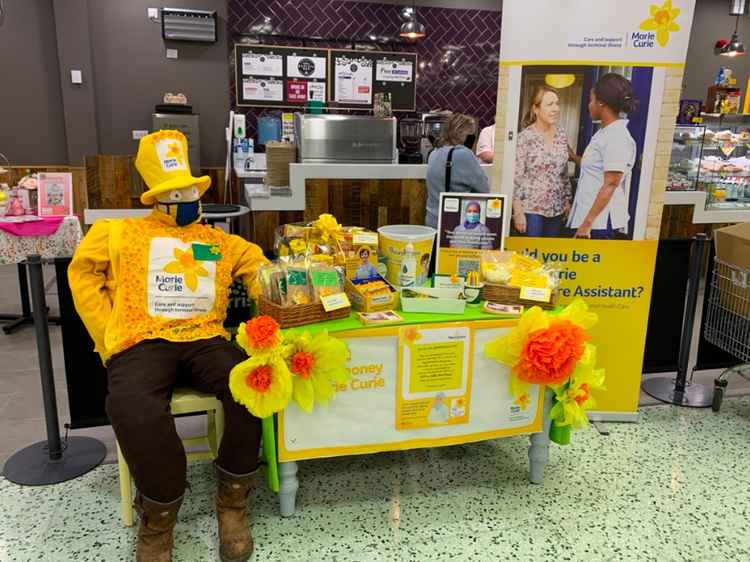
[
  {"x1": 0, "y1": 216, "x2": 64, "y2": 236},
  {"x1": 0, "y1": 216, "x2": 82, "y2": 265}
]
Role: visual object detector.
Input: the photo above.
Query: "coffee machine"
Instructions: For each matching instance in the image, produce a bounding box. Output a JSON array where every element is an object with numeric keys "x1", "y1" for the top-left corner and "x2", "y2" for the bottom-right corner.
[{"x1": 398, "y1": 118, "x2": 425, "y2": 164}]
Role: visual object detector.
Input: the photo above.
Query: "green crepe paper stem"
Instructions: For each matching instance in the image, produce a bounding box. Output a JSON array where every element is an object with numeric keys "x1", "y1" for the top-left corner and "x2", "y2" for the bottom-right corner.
[
  {"x1": 549, "y1": 420, "x2": 571, "y2": 446},
  {"x1": 262, "y1": 416, "x2": 280, "y2": 493}
]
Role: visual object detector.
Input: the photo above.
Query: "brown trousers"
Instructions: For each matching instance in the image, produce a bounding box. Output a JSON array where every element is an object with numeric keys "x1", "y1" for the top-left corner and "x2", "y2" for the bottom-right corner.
[{"x1": 106, "y1": 337, "x2": 261, "y2": 503}]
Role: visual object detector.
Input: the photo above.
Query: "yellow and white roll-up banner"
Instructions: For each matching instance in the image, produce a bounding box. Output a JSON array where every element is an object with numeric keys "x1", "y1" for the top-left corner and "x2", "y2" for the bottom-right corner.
[{"x1": 495, "y1": 0, "x2": 696, "y2": 420}]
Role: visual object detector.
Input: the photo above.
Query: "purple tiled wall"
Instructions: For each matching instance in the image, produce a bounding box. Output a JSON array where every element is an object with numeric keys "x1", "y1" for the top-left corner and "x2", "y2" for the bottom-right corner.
[{"x1": 228, "y1": 0, "x2": 501, "y2": 136}]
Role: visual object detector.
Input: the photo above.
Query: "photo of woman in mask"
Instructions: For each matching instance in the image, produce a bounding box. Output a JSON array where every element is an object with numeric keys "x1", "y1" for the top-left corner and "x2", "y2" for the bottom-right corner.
[
  {"x1": 512, "y1": 85, "x2": 574, "y2": 238},
  {"x1": 449, "y1": 200, "x2": 493, "y2": 249},
  {"x1": 568, "y1": 73, "x2": 637, "y2": 239}
]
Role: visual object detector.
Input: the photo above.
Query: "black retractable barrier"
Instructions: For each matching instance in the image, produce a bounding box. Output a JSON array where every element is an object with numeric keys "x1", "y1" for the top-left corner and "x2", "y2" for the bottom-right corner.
[
  {"x1": 642, "y1": 235, "x2": 714, "y2": 407},
  {"x1": 642, "y1": 239, "x2": 693, "y2": 374},
  {"x1": 3, "y1": 256, "x2": 106, "y2": 486}
]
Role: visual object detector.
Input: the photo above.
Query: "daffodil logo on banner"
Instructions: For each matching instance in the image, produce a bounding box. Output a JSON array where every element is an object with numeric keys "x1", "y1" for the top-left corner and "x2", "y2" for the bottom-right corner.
[{"x1": 640, "y1": 0, "x2": 680, "y2": 47}]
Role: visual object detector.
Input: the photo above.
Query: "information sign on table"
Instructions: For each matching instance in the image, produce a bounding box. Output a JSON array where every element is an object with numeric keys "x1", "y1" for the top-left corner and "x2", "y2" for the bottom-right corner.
[
  {"x1": 436, "y1": 193, "x2": 507, "y2": 277},
  {"x1": 278, "y1": 319, "x2": 542, "y2": 461},
  {"x1": 396, "y1": 325, "x2": 473, "y2": 430}
]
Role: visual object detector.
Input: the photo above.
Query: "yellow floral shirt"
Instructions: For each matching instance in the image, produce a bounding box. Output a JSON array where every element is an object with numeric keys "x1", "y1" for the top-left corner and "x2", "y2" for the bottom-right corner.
[{"x1": 68, "y1": 210, "x2": 268, "y2": 363}]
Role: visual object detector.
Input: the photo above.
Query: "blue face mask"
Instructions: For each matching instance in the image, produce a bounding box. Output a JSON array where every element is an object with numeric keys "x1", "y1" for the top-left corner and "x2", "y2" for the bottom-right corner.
[
  {"x1": 466, "y1": 212, "x2": 480, "y2": 224},
  {"x1": 176, "y1": 200, "x2": 201, "y2": 226},
  {"x1": 160, "y1": 200, "x2": 201, "y2": 226}
]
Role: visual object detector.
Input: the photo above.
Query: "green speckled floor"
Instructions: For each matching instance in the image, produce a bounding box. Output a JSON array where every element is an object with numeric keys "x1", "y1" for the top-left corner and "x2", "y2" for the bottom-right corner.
[{"x1": 1, "y1": 398, "x2": 749, "y2": 562}]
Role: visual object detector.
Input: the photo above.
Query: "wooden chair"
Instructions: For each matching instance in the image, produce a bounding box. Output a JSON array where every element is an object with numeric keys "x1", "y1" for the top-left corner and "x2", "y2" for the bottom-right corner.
[{"x1": 116, "y1": 388, "x2": 224, "y2": 527}]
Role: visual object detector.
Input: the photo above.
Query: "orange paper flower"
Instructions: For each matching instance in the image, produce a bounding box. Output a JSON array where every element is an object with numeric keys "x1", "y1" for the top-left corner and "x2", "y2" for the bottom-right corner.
[
  {"x1": 516, "y1": 320, "x2": 588, "y2": 386},
  {"x1": 246, "y1": 365, "x2": 273, "y2": 392},
  {"x1": 290, "y1": 351, "x2": 316, "y2": 379},
  {"x1": 239, "y1": 315, "x2": 280, "y2": 353}
]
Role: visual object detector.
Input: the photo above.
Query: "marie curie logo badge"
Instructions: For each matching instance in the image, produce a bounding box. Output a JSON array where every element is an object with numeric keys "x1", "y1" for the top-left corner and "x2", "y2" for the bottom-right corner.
[
  {"x1": 634, "y1": 0, "x2": 680, "y2": 48},
  {"x1": 155, "y1": 139, "x2": 187, "y2": 172}
]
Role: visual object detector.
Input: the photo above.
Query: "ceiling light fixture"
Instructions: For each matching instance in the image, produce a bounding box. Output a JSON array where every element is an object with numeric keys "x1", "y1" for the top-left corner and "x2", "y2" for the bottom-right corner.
[
  {"x1": 399, "y1": 2, "x2": 426, "y2": 41},
  {"x1": 717, "y1": 0, "x2": 746, "y2": 57},
  {"x1": 545, "y1": 74, "x2": 576, "y2": 88}
]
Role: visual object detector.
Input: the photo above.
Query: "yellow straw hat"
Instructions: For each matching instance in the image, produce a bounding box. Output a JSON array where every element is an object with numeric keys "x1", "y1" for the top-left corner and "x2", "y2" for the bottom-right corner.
[{"x1": 135, "y1": 130, "x2": 211, "y2": 205}]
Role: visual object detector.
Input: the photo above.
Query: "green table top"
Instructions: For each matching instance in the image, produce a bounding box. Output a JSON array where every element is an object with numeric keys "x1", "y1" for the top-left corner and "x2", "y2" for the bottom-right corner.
[{"x1": 288, "y1": 305, "x2": 514, "y2": 336}]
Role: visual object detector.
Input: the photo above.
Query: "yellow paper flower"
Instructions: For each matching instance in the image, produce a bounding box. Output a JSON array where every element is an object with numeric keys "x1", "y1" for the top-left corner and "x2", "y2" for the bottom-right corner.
[
  {"x1": 229, "y1": 354, "x2": 292, "y2": 418},
  {"x1": 485, "y1": 298, "x2": 598, "y2": 400},
  {"x1": 312, "y1": 213, "x2": 341, "y2": 241},
  {"x1": 289, "y1": 238, "x2": 308, "y2": 255},
  {"x1": 548, "y1": 343, "x2": 606, "y2": 429},
  {"x1": 640, "y1": 0, "x2": 680, "y2": 47},
  {"x1": 163, "y1": 247, "x2": 208, "y2": 291},
  {"x1": 284, "y1": 330, "x2": 350, "y2": 413}
]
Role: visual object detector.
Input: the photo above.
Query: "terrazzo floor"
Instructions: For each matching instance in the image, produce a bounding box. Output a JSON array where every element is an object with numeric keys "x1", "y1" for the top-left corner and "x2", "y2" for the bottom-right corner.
[{"x1": 1, "y1": 396, "x2": 749, "y2": 561}]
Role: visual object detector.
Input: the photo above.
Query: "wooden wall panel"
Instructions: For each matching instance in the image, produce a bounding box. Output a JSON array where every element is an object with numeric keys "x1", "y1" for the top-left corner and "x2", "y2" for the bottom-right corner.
[{"x1": 244, "y1": 178, "x2": 428, "y2": 253}]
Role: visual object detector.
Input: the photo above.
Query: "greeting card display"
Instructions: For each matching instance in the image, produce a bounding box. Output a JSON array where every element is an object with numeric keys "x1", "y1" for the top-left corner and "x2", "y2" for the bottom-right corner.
[{"x1": 37, "y1": 173, "x2": 73, "y2": 216}]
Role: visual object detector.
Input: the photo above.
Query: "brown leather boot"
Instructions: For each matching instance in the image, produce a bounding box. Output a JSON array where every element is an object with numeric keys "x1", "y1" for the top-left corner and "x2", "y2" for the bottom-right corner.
[
  {"x1": 133, "y1": 493, "x2": 183, "y2": 562},
  {"x1": 215, "y1": 464, "x2": 257, "y2": 562}
]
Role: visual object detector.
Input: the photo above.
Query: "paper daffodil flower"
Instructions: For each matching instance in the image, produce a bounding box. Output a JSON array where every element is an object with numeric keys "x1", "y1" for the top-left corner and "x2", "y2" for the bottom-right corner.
[
  {"x1": 312, "y1": 213, "x2": 341, "y2": 241},
  {"x1": 639, "y1": 0, "x2": 680, "y2": 47},
  {"x1": 486, "y1": 298, "x2": 597, "y2": 396},
  {"x1": 236, "y1": 315, "x2": 282, "y2": 356},
  {"x1": 548, "y1": 343, "x2": 606, "y2": 429},
  {"x1": 284, "y1": 330, "x2": 350, "y2": 413},
  {"x1": 229, "y1": 354, "x2": 293, "y2": 418}
]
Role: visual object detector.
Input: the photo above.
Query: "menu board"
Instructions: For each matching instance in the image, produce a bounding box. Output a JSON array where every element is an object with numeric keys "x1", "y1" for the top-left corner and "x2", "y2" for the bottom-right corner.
[
  {"x1": 235, "y1": 44, "x2": 328, "y2": 108},
  {"x1": 329, "y1": 50, "x2": 417, "y2": 111},
  {"x1": 234, "y1": 45, "x2": 416, "y2": 111}
]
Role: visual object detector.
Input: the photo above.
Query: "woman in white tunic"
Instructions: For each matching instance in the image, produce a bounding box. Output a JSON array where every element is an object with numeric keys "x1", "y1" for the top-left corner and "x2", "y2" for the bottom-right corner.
[{"x1": 568, "y1": 73, "x2": 637, "y2": 240}]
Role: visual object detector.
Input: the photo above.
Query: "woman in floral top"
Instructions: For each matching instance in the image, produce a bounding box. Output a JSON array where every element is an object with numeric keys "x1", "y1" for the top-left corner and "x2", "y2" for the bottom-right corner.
[{"x1": 513, "y1": 85, "x2": 574, "y2": 237}]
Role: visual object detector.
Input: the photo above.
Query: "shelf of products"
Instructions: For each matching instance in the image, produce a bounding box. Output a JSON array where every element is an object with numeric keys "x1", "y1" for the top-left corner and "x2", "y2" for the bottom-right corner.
[{"x1": 666, "y1": 114, "x2": 750, "y2": 222}]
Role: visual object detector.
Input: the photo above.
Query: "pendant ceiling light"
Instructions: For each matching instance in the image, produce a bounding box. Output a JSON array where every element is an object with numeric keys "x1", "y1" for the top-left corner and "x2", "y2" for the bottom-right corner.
[
  {"x1": 716, "y1": 0, "x2": 746, "y2": 57},
  {"x1": 545, "y1": 74, "x2": 576, "y2": 89},
  {"x1": 399, "y1": 2, "x2": 426, "y2": 41}
]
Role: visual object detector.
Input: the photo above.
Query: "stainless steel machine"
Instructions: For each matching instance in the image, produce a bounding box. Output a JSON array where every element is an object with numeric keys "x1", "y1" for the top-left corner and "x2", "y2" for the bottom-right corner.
[{"x1": 295, "y1": 114, "x2": 397, "y2": 164}]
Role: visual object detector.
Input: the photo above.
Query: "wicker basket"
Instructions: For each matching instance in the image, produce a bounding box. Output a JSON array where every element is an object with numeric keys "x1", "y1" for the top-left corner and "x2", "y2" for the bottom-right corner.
[
  {"x1": 258, "y1": 295, "x2": 350, "y2": 328},
  {"x1": 481, "y1": 283, "x2": 558, "y2": 310}
]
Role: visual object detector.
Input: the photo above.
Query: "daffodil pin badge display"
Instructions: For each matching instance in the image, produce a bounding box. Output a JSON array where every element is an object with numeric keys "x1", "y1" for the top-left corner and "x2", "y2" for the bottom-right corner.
[{"x1": 485, "y1": 298, "x2": 605, "y2": 445}]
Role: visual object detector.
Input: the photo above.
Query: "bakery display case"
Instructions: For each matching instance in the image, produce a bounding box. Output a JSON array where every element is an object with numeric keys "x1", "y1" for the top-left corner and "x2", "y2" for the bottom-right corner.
[{"x1": 666, "y1": 114, "x2": 750, "y2": 221}]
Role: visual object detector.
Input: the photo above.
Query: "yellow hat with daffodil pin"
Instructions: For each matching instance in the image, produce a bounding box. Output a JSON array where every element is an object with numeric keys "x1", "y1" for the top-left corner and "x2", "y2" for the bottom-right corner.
[{"x1": 135, "y1": 130, "x2": 211, "y2": 205}]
